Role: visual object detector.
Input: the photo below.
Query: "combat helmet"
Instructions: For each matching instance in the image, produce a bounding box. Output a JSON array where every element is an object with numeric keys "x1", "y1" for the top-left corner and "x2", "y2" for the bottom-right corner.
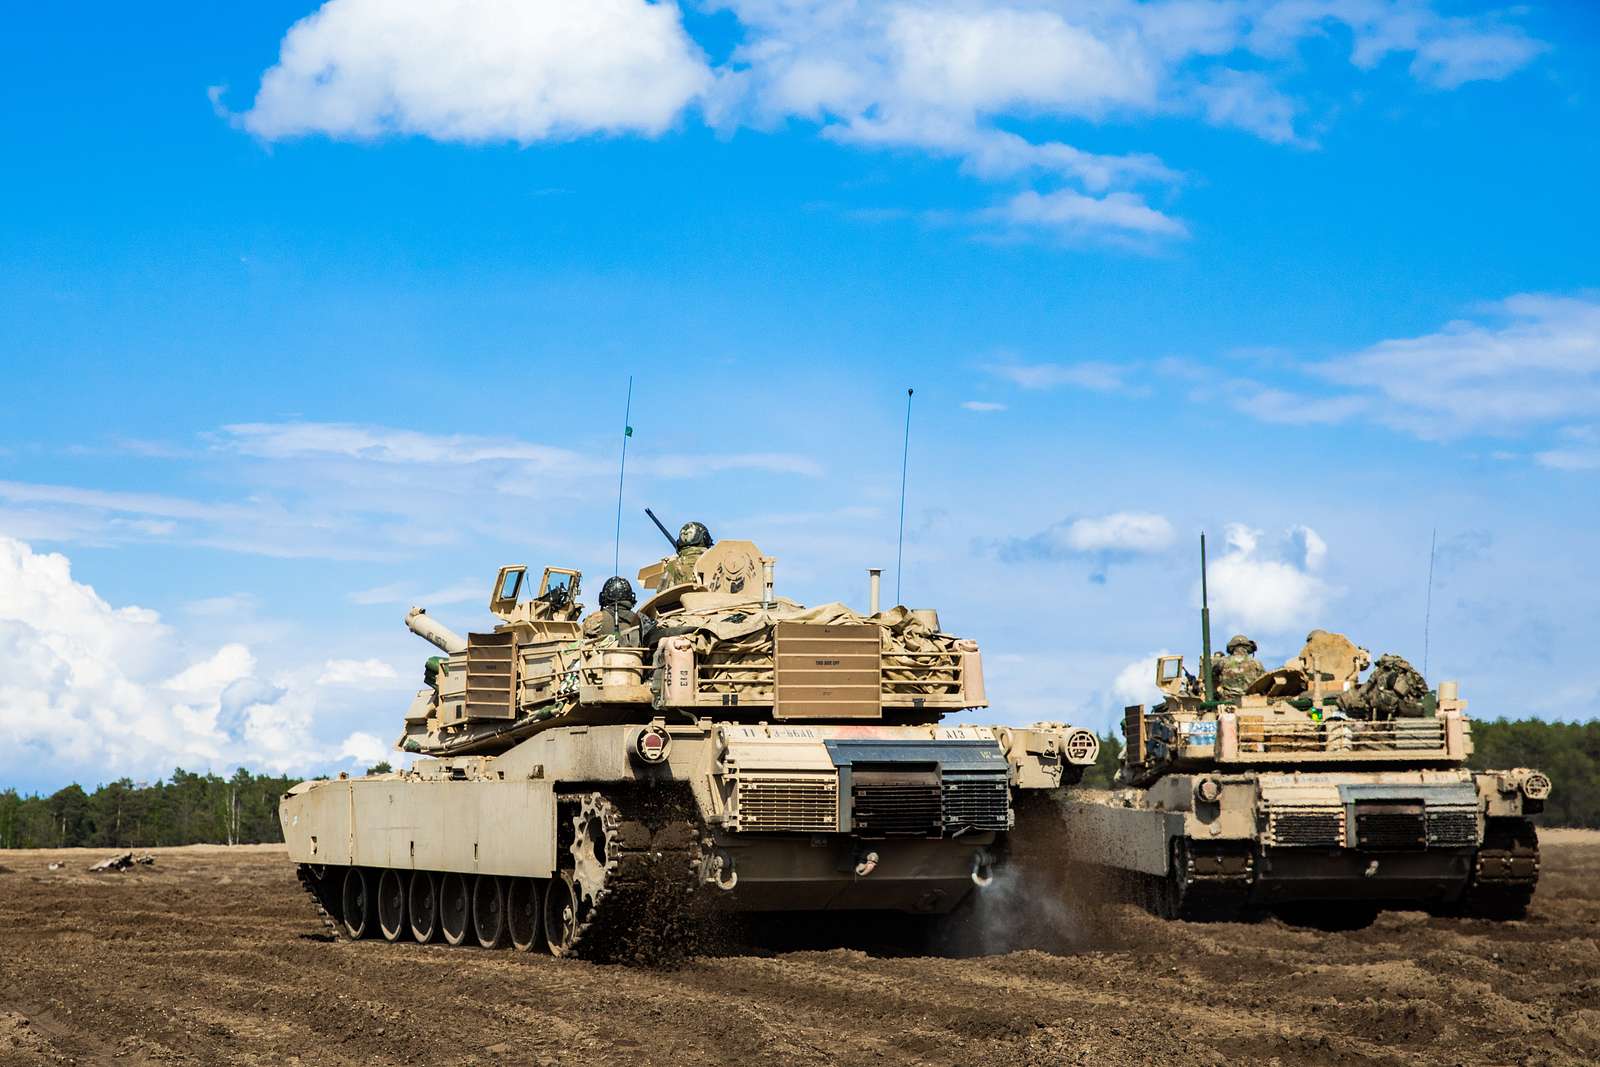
[
  {"x1": 1226, "y1": 634, "x2": 1257, "y2": 654},
  {"x1": 599, "y1": 576, "x2": 637, "y2": 610},
  {"x1": 678, "y1": 521, "x2": 713, "y2": 549}
]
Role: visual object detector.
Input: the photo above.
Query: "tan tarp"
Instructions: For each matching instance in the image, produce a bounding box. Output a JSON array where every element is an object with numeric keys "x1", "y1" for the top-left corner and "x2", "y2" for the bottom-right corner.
[{"x1": 653, "y1": 598, "x2": 962, "y2": 697}]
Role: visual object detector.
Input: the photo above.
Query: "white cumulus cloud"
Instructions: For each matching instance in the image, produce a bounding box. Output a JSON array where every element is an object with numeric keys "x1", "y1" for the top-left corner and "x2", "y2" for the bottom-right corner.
[
  {"x1": 318, "y1": 658, "x2": 401, "y2": 686},
  {"x1": 233, "y1": 0, "x2": 1544, "y2": 243},
  {"x1": 0, "y1": 535, "x2": 408, "y2": 783},
  {"x1": 1206, "y1": 522, "x2": 1333, "y2": 637},
  {"x1": 1112, "y1": 650, "x2": 1177, "y2": 710},
  {"x1": 240, "y1": 0, "x2": 711, "y2": 142},
  {"x1": 338, "y1": 731, "x2": 392, "y2": 767},
  {"x1": 1059, "y1": 513, "x2": 1176, "y2": 555},
  {"x1": 999, "y1": 511, "x2": 1175, "y2": 579}
]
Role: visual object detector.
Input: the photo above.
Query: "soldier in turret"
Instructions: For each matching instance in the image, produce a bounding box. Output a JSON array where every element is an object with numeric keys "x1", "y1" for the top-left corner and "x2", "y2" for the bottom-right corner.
[
  {"x1": 582, "y1": 576, "x2": 643, "y2": 640},
  {"x1": 661, "y1": 521, "x2": 713, "y2": 586},
  {"x1": 1214, "y1": 634, "x2": 1265, "y2": 701}
]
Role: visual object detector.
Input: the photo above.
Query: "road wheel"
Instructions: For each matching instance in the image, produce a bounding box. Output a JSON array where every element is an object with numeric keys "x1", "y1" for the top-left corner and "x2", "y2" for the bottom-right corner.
[
  {"x1": 507, "y1": 878, "x2": 544, "y2": 953},
  {"x1": 341, "y1": 867, "x2": 372, "y2": 940},
  {"x1": 473, "y1": 875, "x2": 509, "y2": 949},
  {"x1": 440, "y1": 872, "x2": 472, "y2": 946},
  {"x1": 1158, "y1": 839, "x2": 1190, "y2": 920},
  {"x1": 377, "y1": 869, "x2": 409, "y2": 942},
  {"x1": 409, "y1": 871, "x2": 440, "y2": 943},
  {"x1": 545, "y1": 873, "x2": 580, "y2": 957}
]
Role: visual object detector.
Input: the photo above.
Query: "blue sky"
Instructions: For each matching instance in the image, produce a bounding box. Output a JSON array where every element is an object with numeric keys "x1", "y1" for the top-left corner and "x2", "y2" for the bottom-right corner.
[{"x1": 2, "y1": 1, "x2": 1597, "y2": 793}]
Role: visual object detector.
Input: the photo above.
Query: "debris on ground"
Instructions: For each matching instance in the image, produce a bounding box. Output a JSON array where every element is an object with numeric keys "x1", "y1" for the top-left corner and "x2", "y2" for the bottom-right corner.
[{"x1": 88, "y1": 851, "x2": 156, "y2": 873}]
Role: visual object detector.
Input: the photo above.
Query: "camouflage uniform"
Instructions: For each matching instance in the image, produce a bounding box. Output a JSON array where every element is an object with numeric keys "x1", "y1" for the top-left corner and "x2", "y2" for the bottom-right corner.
[
  {"x1": 1338, "y1": 653, "x2": 1429, "y2": 718},
  {"x1": 1214, "y1": 635, "x2": 1265, "y2": 701},
  {"x1": 659, "y1": 522, "x2": 713, "y2": 587},
  {"x1": 581, "y1": 606, "x2": 642, "y2": 640},
  {"x1": 660, "y1": 546, "x2": 707, "y2": 587}
]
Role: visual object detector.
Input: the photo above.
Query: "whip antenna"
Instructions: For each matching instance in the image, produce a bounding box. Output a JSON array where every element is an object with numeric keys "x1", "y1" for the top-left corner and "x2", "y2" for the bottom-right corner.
[
  {"x1": 1423, "y1": 527, "x2": 1437, "y2": 677},
  {"x1": 612, "y1": 376, "x2": 634, "y2": 576},
  {"x1": 895, "y1": 388, "x2": 914, "y2": 606}
]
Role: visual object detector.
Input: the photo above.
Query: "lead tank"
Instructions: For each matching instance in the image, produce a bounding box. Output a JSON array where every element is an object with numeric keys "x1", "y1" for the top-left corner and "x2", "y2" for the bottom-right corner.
[
  {"x1": 281, "y1": 524, "x2": 1099, "y2": 959},
  {"x1": 1062, "y1": 623, "x2": 1550, "y2": 926}
]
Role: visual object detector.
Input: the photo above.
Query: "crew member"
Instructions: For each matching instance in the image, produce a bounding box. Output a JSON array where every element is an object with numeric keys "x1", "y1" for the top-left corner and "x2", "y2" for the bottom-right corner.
[
  {"x1": 660, "y1": 521, "x2": 713, "y2": 586},
  {"x1": 1214, "y1": 634, "x2": 1265, "y2": 701},
  {"x1": 582, "y1": 576, "x2": 642, "y2": 640}
]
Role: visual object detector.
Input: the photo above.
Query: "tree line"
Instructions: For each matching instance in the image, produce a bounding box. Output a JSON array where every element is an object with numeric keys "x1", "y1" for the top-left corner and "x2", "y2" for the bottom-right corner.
[
  {"x1": 1077, "y1": 717, "x2": 1600, "y2": 828},
  {"x1": 0, "y1": 764, "x2": 388, "y2": 851}
]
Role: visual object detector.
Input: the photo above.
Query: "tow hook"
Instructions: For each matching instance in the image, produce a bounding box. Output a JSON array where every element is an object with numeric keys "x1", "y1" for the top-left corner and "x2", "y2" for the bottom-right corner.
[
  {"x1": 704, "y1": 849, "x2": 738, "y2": 891},
  {"x1": 854, "y1": 850, "x2": 880, "y2": 877},
  {"x1": 971, "y1": 849, "x2": 996, "y2": 887}
]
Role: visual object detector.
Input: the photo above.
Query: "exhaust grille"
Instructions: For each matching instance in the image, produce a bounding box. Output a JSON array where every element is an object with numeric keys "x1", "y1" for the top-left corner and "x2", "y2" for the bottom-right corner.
[
  {"x1": 1426, "y1": 806, "x2": 1479, "y2": 848},
  {"x1": 1266, "y1": 806, "x2": 1345, "y2": 847},
  {"x1": 852, "y1": 766, "x2": 942, "y2": 837},
  {"x1": 1354, "y1": 802, "x2": 1427, "y2": 850},
  {"x1": 733, "y1": 776, "x2": 838, "y2": 833},
  {"x1": 941, "y1": 773, "x2": 1010, "y2": 833}
]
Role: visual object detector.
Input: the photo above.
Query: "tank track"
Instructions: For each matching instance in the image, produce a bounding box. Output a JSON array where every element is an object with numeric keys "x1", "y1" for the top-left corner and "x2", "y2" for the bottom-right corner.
[
  {"x1": 1144, "y1": 839, "x2": 1252, "y2": 922},
  {"x1": 559, "y1": 787, "x2": 708, "y2": 963},
  {"x1": 295, "y1": 865, "x2": 346, "y2": 940},
  {"x1": 1459, "y1": 818, "x2": 1539, "y2": 920}
]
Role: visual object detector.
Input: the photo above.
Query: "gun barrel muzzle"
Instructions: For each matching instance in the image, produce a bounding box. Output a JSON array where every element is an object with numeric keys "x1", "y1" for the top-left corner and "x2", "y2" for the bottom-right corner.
[{"x1": 406, "y1": 607, "x2": 467, "y2": 654}]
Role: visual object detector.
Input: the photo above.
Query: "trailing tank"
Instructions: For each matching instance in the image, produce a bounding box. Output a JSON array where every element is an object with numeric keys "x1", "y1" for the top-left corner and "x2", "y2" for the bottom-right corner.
[
  {"x1": 1061, "y1": 540, "x2": 1550, "y2": 928},
  {"x1": 281, "y1": 525, "x2": 1099, "y2": 960}
]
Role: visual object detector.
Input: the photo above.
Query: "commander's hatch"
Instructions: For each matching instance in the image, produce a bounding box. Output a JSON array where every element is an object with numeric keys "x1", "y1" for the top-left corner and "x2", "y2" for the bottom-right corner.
[
  {"x1": 536, "y1": 568, "x2": 582, "y2": 615},
  {"x1": 490, "y1": 565, "x2": 527, "y2": 619},
  {"x1": 1155, "y1": 654, "x2": 1186, "y2": 696},
  {"x1": 489, "y1": 565, "x2": 583, "y2": 627}
]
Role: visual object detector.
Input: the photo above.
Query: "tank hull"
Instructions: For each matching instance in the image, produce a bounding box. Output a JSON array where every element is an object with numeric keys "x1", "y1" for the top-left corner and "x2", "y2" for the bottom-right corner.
[
  {"x1": 282, "y1": 718, "x2": 1090, "y2": 957},
  {"x1": 1062, "y1": 767, "x2": 1544, "y2": 922}
]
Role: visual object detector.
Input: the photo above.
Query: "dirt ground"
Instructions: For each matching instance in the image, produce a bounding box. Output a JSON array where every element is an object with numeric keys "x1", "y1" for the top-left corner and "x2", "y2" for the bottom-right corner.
[{"x1": 0, "y1": 833, "x2": 1596, "y2": 1067}]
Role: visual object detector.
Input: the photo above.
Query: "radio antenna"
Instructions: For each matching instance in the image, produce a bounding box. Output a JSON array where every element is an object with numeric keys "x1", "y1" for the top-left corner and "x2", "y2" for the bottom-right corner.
[
  {"x1": 895, "y1": 387, "x2": 914, "y2": 607},
  {"x1": 1200, "y1": 533, "x2": 1216, "y2": 705},
  {"x1": 612, "y1": 376, "x2": 634, "y2": 576},
  {"x1": 1423, "y1": 527, "x2": 1437, "y2": 677}
]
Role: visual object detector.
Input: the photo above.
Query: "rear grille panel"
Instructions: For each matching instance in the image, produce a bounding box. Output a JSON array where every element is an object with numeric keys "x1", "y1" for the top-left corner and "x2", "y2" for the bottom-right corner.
[
  {"x1": 1426, "y1": 807, "x2": 1479, "y2": 848},
  {"x1": 1354, "y1": 803, "x2": 1428, "y2": 850},
  {"x1": 852, "y1": 784, "x2": 943, "y2": 837},
  {"x1": 735, "y1": 776, "x2": 838, "y2": 833},
  {"x1": 941, "y1": 774, "x2": 1010, "y2": 833},
  {"x1": 1267, "y1": 807, "x2": 1345, "y2": 848}
]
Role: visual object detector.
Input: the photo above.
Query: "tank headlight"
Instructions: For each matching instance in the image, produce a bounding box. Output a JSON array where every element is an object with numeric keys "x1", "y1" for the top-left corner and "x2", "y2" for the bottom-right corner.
[
  {"x1": 1195, "y1": 777, "x2": 1222, "y2": 804},
  {"x1": 629, "y1": 725, "x2": 672, "y2": 765},
  {"x1": 1521, "y1": 772, "x2": 1551, "y2": 801}
]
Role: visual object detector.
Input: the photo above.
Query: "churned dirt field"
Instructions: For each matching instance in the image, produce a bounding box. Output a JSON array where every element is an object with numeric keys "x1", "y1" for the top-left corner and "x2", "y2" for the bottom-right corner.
[{"x1": 0, "y1": 833, "x2": 1596, "y2": 1067}]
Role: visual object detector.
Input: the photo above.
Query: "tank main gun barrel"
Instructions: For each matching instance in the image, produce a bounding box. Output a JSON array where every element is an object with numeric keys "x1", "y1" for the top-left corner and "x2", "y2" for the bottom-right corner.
[
  {"x1": 644, "y1": 507, "x2": 680, "y2": 550},
  {"x1": 406, "y1": 606, "x2": 466, "y2": 654}
]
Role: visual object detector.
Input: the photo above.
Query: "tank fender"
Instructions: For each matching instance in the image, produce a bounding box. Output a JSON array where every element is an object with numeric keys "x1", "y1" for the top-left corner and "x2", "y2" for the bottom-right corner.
[
  {"x1": 1141, "y1": 774, "x2": 1257, "y2": 842},
  {"x1": 1477, "y1": 768, "x2": 1550, "y2": 816},
  {"x1": 997, "y1": 723, "x2": 1098, "y2": 789}
]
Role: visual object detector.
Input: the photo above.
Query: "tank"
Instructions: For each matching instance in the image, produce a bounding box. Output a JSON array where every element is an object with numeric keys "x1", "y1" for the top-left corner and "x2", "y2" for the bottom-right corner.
[
  {"x1": 1062, "y1": 617, "x2": 1551, "y2": 927},
  {"x1": 281, "y1": 524, "x2": 1099, "y2": 959}
]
